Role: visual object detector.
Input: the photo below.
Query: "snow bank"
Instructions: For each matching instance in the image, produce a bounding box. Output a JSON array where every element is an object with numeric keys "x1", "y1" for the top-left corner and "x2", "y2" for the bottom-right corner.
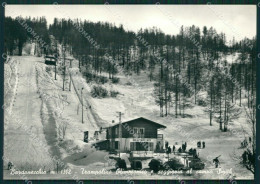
[
  {"x1": 63, "y1": 145, "x2": 108, "y2": 166},
  {"x1": 4, "y1": 58, "x2": 19, "y2": 120}
]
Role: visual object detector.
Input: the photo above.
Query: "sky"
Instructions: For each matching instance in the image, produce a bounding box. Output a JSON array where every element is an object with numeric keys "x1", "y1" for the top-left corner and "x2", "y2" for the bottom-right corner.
[{"x1": 5, "y1": 4, "x2": 256, "y2": 42}]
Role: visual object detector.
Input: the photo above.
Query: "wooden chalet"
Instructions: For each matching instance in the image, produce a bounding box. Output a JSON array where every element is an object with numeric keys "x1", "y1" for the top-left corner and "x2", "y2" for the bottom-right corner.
[{"x1": 93, "y1": 117, "x2": 166, "y2": 153}]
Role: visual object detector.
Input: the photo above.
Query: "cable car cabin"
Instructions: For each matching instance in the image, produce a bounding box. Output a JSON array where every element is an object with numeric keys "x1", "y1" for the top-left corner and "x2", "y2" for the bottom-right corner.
[{"x1": 44, "y1": 56, "x2": 57, "y2": 65}]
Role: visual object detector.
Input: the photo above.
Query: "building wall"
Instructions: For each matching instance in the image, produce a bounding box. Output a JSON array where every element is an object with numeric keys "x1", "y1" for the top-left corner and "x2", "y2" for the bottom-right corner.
[
  {"x1": 122, "y1": 120, "x2": 158, "y2": 138},
  {"x1": 107, "y1": 119, "x2": 160, "y2": 139},
  {"x1": 111, "y1": 138, "x2": 158, "y2": 152}
]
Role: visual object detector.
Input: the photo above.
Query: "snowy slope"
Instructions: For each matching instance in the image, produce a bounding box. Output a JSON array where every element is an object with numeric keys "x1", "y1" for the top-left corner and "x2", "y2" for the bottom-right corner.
[
  {"x1": 4, "y1": 56, "x2": 54, "y2": 171},
  {"x1": 66, "y1": 57, "x2": 253, "y2": 179},
  {"x1": 4, "y1": 50, "x2": 253, "y2": 179}
]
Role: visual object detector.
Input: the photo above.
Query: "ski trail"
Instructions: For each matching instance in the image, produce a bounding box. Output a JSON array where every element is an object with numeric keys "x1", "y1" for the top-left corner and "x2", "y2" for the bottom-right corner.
[{"x1": 4, "y1": 56, "x2": 53, "y2": 173}]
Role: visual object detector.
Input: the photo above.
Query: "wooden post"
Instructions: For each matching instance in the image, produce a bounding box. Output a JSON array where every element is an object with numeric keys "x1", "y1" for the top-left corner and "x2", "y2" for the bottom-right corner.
[
  {"x1": 81, "y1": 88, "x2": 84, "y2": 124},
  {"x1": 119, "y1": 112, "x2": 121, "y2": 158},
  {"x1": 63, "y1": 45, "x2": 65, "y2": 91},
  {"x1": 55, "y1": 40, "x2": 58, "y2": 80},
  {"x1": 69, "y1": 75, "x2": 71, "y2": 91},
  {"x1": 117, "y1": 112, "x2": 124, "y2": 158},
  {"x1": 56, "y1": 162, "x2": 58, "y2": 173},
  {"x1": 79, "y1": 56, "x2": 81, "y2": 71},
  {"x1": 69, "y1": 59, "x2": 72, "y2": 91},
  {"x1": 55, "y1": 62, "x2": 57, "y2": 80}
]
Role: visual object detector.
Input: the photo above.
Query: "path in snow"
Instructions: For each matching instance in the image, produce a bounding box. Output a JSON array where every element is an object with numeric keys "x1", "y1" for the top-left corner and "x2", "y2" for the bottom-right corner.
[{"x1": 4, "y1": 56, "x2": 54, "y2": 171}]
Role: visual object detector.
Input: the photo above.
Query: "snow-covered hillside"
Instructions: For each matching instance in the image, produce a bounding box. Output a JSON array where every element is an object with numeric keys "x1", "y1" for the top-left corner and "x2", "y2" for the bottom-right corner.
[{"x1": 4, "y1": 50, "x2": 253, "y2": 179}]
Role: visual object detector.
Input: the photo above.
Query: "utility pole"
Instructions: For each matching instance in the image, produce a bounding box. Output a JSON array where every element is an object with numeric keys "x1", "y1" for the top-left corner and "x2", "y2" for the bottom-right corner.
[
  {"x1": 62, "y1": 44, "x2": 66, "y2": 91},
  {"x1": 55, "y1": 40, "x2": 58, "y2": 80},
  {"x1": 81, "y1": 87, "x2": 84, "y2": 124},
  {"x1": 69, "y1": 59, "x2": 72, "y2": 91},
  {"x1": 116, "y1": 112, "x2": 124, "y2": 158},
  {"x1": 55, "y1": 61, "x2": 57, "y2": 80},
  {"x1": 79, "y1": 56, "x2": 81, "y2": 71}
]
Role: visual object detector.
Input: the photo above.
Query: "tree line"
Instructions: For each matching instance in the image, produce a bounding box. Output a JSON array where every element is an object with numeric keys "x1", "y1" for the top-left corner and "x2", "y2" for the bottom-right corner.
[{"x1": 4, "y1": 16, "x2": 256, "y2": 133}]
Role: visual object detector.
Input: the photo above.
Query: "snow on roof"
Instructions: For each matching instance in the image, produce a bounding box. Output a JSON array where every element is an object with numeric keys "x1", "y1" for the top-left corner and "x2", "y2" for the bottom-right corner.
[
  {"x1": 104, "y1": 117, "x2": 166, "y2": 129},
  {"x1": 93, "y1": 139, "x2": 109, "y2": 145},
  {"x1": 45, "y1": 55, "x2": 56, "y2": 59},
  {"x1": 65, "y1": 56, "x2": 74, "y2": 60}
]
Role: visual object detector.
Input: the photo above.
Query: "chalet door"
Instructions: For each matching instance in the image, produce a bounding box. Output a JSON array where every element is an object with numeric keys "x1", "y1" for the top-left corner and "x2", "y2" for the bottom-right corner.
[{"x1": 115, "y1": 141, "x2": 119, "y2": 149}]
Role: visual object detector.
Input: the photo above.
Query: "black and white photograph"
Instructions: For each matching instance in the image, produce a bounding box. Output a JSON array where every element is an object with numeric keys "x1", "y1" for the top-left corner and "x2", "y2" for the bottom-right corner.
[{"x1": 2, "y1": 2, "x2": 258, "y2": 182}]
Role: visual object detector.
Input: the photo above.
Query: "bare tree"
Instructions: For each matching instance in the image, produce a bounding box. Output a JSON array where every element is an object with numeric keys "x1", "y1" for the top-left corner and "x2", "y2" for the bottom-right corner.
[{"x1": 58, "y1": 119, "x2": 68, "y2": 140}]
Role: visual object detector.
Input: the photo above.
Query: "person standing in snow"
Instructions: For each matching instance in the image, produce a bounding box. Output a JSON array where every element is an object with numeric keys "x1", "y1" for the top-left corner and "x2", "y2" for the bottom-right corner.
[
  {"x1": 172, "y1": 145, "x2": 175, "y2": 154},
  {"x1": 213, "y1": 156, "x2": 221, "y2": 168},
  {"x1": 242, "y1": 151, "x2": 247, "y2": 164},
  {"x1": 168, "y1": 147, "x2": 172, "y2": 154},
  {"x1": 165, "y1": 141, "x2": 169, "y2": 152},
  {"x1": 182, "y1": 144, "x2": 185, "y2": 151},
  {"x1": 193, "y1": 149, "x2": 197, "y2": 158},
  {"x1": 189, "y1": 148, "x2": 193, "y2": 155},
  {"x1": 197, "y1": 141, "x2": 201, "y2": 148},
  {"x1": 178, "y1": 147, "x2": 182, "y2": 153}
]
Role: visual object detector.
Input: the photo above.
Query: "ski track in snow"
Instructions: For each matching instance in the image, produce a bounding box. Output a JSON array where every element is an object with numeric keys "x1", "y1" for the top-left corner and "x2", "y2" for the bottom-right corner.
[{"x1": 4, "y1": 56, "x2": 54, "y2": 172}]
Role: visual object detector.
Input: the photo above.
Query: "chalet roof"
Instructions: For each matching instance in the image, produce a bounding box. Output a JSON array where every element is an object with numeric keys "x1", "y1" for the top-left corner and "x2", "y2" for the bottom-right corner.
[
  {"x1": 93, "y1": 139, "x2": 109, "y2": 145},
  {"x1": 45, "y1": 55, "x2": 56, "y2": 59},
  {"x1": 105, "y1": 117, "x2": 166, "y2": 129}
]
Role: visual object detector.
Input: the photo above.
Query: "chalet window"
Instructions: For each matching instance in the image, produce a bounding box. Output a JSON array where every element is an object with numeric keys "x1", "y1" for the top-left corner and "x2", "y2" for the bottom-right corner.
[
  {"x1": 115, "y1": 127, "x2": 118, "y2": 136},
  {"x1": 108, "y1": 128, "x2": 112, "y2": 138},
  {"x1": 133, "y1": 128, "x2": 138, "y2": 134},
  {"x1": 147, "y1": 142, "x2": 154, "y2": 151},
  {"x1": 130, "y1": 142, "x2": 135, "y2": 151},
  {"x1": 139, "y1": 128, "x2": 144, "y2": 137},
  {"x1": 133, "y1": 127, "x2": 145, "y2": 138}
]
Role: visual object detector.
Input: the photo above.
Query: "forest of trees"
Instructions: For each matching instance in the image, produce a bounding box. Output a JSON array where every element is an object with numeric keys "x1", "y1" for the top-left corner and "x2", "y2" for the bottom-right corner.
[
  {"x1": 4, "y1": 16, "x2": 50, "y2": 56},
  {"x1": 4, "y1": 17, "x2": 256, "y2": 133}
]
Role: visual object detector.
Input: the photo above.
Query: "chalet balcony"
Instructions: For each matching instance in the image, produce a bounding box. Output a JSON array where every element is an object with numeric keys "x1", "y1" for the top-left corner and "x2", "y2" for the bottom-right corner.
[{"x1": 132, "y1": 151, "x2": 154, "y2": 158}]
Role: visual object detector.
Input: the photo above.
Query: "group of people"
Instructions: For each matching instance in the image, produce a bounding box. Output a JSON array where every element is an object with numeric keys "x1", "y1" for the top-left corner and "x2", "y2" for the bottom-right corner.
[
  {"x1": 197, "y1": 141, "x2": 206, "y2": 149},
  {"x1": 164, "y1": 141, "x2": 207, "y2": 154},
  {"x1": 164, "y1": 140, "x2": 206, "y2": 159},
  {"x1": 164, "y1": 140, "x2": 223, "y2": 169},
  {"x1": 7, "y1": 162, "x2": 13, "y2": 170},
  {"x1": 188, "y1": 148, "x2": 199, "y2": 158},
  {"x1": 165, "y1": 141, "x2": 188, "y2": 154}
]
